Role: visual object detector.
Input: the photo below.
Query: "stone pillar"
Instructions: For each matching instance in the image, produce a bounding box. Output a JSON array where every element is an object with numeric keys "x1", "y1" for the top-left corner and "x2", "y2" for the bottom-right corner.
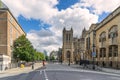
[
  {"x1": 106, "y1": 46, "x2": 109, "y2": 67},
  {"x1": 98, "y1": 48, "x2": 100, "y2": 66}
]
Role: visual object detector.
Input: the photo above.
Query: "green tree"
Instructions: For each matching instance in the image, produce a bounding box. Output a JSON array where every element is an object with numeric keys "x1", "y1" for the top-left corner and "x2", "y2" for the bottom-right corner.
[
  {"x1": 45, "y1": 56, "x2": 49, "y2": 61},
  {"x1": 13, "y1": 35, "x2": 34, "y2": 62},
  {"x1": 34, "y1": 51, "x2": 45, "y2": 61},
  {"x1": 51, "y1": 56, "x2": 55, "y2": 61}
]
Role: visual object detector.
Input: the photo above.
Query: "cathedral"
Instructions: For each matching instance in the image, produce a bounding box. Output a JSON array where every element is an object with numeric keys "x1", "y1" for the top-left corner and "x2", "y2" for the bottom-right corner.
[
  {"x1": 62, "y1": 6, "x2": 120, "y2": 69},
  {"x1": 62, "y1": 27, "x2": 87, "y2": 63}
]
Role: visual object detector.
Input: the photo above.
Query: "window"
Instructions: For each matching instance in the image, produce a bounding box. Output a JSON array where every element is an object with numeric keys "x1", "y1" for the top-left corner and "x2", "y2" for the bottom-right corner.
[
  {"x1": 86, "y1": 37, "x2": 90, "y2": 49},
  {"x1": 69, "y1": 34, "x2": 71, "y2": 41},
  {"x1": 109, "y1": 46, "x2": 112, "y2": 57},
  {"x1": 100, "y1": 49, "x2": 102, "y2": 57},
  {"x1": 66, "y1": 34, "x2": 71, "y2": 42},
  {"x1": 108, "y1": 25, "x2": 118, "y2": 38},
  {"x1": 103, "y1": 48, "x2": 106, "y2": 57},
  {"x1": 66, "y1": 34, "x2": 68, "y2": 41},
  {"x1": 113, "y1": 45, "x2": 118, "y2": 57},
  {"x1": 109, "y1": 45, "x2": 118, "y2": 57},
  {"x1": 99, "y1": 32, "x2": 106, "y2": 42},
  {"x1": 100, "y1": 48, "x2": 106, "y2": 57}
]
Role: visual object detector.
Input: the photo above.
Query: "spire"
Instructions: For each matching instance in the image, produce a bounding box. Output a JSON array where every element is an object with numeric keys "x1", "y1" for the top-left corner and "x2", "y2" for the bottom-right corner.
[
  {"x1": 83, "y1": 27, "x2": 86, "y2": 32},
  {"x1": 71, "y1": 27, "x2": 73, "y2": 32},
  {"x1": 0, "y1": 0, "x2": 8, "y2": 9},
  {"x1": 63, "y1": 27, "x2": 66, "y2": 32}
]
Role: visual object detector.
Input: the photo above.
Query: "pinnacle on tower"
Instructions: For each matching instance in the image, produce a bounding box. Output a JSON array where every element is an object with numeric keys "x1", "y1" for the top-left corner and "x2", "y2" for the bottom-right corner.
[{"x1": 63, "y1": 27, "x2": 66, "y2": 32}]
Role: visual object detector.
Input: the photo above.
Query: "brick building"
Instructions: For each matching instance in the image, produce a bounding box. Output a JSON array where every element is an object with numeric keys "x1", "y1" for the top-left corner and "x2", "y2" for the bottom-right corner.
[{"x1": 0, "y1": 1, "x2": 25, "y2": 70}]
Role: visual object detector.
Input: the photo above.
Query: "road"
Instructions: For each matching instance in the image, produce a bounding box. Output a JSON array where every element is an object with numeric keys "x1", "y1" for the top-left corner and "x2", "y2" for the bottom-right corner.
[{"x1": 0, "y1": 63, "x2": 120, "y2": 80}]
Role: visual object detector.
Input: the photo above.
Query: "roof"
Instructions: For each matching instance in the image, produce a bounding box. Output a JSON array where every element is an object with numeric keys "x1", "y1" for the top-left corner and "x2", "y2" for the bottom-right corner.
[
  {"x1": 0, "y1": 0, "x2": 26, "y2": 35},
  {"x1": 0, "y1": 0, "x2": 8, "y2": 9},
  {"x1": 95, "y1": 6, "x2": 120, "y2": 31}
]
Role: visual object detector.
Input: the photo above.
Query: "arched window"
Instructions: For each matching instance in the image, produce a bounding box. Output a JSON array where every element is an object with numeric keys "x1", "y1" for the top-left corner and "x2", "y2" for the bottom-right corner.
[
  {"x1": 99, "y1": 32, "x2": 106, "y2": 42},
  {"x1": 108, "y1": 25, "x2": 118, "y2": 38}
]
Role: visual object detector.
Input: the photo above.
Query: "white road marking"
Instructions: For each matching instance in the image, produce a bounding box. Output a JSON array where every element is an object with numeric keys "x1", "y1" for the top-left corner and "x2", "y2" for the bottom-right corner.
[
  {"x1": 44, "y1": 70, "x2": 49, "y2": 80},
  {"x1": 43, "y1": 69, "x2": 120, "y2": 77},
  {"x1": 40, "y1": 70, "x2": 42, "y2": 75}
]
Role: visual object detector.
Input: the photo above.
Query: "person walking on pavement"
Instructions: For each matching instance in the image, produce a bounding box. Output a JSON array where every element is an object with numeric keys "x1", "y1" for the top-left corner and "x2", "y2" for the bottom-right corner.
[
  {"x1": 32, "y1": 62, "x2": 34, "y2": 70},
  {"x1": 43, "y1": 60, "x2": 45, "y2": 66}
]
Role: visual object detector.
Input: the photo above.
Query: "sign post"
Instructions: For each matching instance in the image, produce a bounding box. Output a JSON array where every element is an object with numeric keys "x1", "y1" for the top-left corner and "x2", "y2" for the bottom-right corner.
[{"x1": 92, "y1": 52, "x2": 96, "y2": 57}]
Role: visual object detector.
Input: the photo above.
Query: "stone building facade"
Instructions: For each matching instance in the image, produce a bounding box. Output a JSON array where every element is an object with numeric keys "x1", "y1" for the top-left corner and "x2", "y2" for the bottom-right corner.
[
  {"x1": 95, "y1": 6, "x2": 120, "y2": 68},
  {"x1": 84, "y1": 6, "x2": 120, "y2": 68},
  {"x1": 62, "y1": 6, "x2": 120, "y2": 69},
  {"x1": 62, "y1": 28, "x2": 74, "y2": 63},
  {"x1": 0, "y1": 1, "x2": 25, "y2": 70},
  {"x1": 62, "y1": 27, "x2": 87, "y2": 63},
  {"x1": 84, "y1": 24, "x2": 98, "y2": 62}
]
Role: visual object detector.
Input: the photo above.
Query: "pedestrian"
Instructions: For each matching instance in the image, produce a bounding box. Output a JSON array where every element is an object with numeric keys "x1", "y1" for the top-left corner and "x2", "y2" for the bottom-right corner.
[
  {"x1": 43, "y1": 60, "x2": 45, "y2": 66},
  {"x1": 32, "y1": 63, "x2": 34, "y2": 70}
]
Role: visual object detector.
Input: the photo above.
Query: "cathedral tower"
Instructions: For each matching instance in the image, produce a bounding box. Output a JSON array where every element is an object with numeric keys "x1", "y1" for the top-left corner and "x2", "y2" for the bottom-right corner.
[{"x1": 62, "y1": 28, "x2": 74, "y2": 63}]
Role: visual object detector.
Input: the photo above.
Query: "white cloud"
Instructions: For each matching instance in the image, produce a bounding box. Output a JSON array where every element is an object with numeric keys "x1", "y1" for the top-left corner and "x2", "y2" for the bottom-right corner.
[
  {"x1": 2, "y1": 0, "x2": 58, "y2": 21},
  {"x1": 79, "y1": 0, "x2": 120, "y2": 15},
  {"x1": 27, "y1": 29, "x2": 61, "y2": 53},
  {"x1": 2, "y1": 0, "x2": 120, "y2": 53},
  {"x1": 49, "y1": 7, "x2": 98, "y2": 36}
]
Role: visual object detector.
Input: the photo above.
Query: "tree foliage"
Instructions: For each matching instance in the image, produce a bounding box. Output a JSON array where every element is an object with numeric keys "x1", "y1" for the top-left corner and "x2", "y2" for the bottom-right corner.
[
  {"x1": 45, "y1": 56, "x2": 49, "y2": 61},
  {"x1": 34, "y1": 51, "x2": 45, "y2": 61},
  {"x1": 13, "y1": 35, "x2": 44, "y2": 62},
  {"x1": 51, "y1": 56, "x2": 55, "y2": 61}
]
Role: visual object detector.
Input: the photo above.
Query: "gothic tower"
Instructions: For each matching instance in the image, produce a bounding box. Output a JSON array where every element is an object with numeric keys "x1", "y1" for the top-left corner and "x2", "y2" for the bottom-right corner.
[{"x1": 62, "y1": 28, "x2": 74, "y2": 63}]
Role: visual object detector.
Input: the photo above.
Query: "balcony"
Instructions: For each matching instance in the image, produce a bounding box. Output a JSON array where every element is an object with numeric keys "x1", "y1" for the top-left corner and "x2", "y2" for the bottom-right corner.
[{"x1": 109, "y1": 38, "x2": 118, "y2": 45}]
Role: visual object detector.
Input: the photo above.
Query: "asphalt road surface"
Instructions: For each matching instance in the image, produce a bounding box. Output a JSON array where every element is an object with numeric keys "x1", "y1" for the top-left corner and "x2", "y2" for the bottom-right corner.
[{"x1": 0, "y1": 63, "x2": 120, "y2": 80}]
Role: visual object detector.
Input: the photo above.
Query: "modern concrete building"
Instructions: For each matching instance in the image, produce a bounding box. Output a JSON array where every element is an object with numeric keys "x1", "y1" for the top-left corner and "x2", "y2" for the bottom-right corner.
[{"x1": 0, "y1": 1, "x2": 25, "y2": 70}]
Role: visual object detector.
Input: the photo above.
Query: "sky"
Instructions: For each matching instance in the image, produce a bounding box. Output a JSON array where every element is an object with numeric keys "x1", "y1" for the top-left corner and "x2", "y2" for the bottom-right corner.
[{"x1": 2, "y1": 0, "x2": 120, "y2": 54}]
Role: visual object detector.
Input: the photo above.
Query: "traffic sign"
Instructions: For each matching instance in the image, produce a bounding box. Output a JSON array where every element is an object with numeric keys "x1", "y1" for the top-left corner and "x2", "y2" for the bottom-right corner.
[{"x1": 92, "y1": 52, "x2": 96, "y2": 57}]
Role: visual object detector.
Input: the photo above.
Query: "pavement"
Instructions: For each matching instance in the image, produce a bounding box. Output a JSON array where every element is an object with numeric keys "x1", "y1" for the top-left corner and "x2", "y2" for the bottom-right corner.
[
  {"x1": 0, "y1": 62, "x2": 43, "y2": 78},
  {"x1": 101, "y1": 67, "x2": 120, "y2": 74},
  {"x1": 61, "y1": 63, "x2": 120, "y2": 74}
]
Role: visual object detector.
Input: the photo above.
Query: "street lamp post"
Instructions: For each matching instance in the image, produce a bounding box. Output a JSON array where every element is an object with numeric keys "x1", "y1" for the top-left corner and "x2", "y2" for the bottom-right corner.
[
  {"x1": 92, "y1": 30, "x2": 96, "y2": 70},
  {"x1": 92, "y1": 45, "x2": 95, "y2": 70}
]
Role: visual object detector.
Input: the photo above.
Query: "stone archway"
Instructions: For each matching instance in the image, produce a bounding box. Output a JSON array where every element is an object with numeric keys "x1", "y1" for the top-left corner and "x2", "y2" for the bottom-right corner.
[
  {"x1": 66, "y1": 51, "x2": 71, "y2": 59},
  {"x1": 66, "y1": 51, "x2": 71, "y2": 66}
]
